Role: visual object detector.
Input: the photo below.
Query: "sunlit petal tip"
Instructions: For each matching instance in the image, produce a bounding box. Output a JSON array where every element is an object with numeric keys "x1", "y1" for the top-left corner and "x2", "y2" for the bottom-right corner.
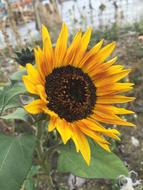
[
  {"x1": 100, "y1": 38, "x2": 104, "y2": 44},
  {"x1": 86, "y1": 158, "x2": 91, "y2": 166},
  {"x1": 100, "y1": 39, "x2": 104, "y2": 45},
  {"x1": 131, "y1": 123, "x2": 136, "y2": 127},
  {"x1": 113, "y1": 56, "x2": 118, "y2": 62},
  {"x1": 61, "y1": 22, "x2": 68, "y2": 32},
  {"x1": 125, "y1": 122, "x2": 136, "y2": 127},
  {"x1": 128, "y1": 110, "x2": 135, "y2": 114},
  {"x1": 97, "y1": 142, "x2": 111, "y2": 152},
  {"x1": 95, "y1": 39, "x2": 104, "y2": 48},
  {"x1": 108, "y1": 41, "x2": 116, "y2": 50},
  {"x1": 112, "y1": 129, "x2": 121, "y2": 135},
  {"x1": 78, "y1": 28, "x2": 82, "y2": 34},
  {"x1": 86, "y1": 27, "x2": 92, "y2": 35},
  {"x1": 107, "y1": 147, "x2": 111, "y2": 152},
  {"x1": 41, "y1": 24, "x2": 50, "y2": 42},
  {"x1": 116, "y1": 136, "x2": 121, "y2": 141},
  {"x1": 111, "y1": 41, "x2": 116, "y2": 46},
  {"x1": 41, "y1": 24, "x2": 47, "y2": 33},
  {"x1": 62, "y1": 22, "x2": 67, "y2": 27}
]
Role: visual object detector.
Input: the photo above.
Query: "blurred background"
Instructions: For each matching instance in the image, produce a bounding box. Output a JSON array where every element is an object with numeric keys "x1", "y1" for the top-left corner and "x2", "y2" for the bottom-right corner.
[{"x1": 0, "y1": 0, "x2": 143, "y2": 189}]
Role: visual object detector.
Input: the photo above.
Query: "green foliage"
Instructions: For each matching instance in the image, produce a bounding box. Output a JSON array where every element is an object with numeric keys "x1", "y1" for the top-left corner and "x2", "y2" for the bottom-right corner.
[
  {"x1": 23, "y1": 166, "x2": 40, "y2": 190},
  {"x1": 0, "y1": 134, "x2": 36, "y2": 190},
  {"x1": 0, "y1": 83, "x2": 26, "y2": 115},
  {"x1": 58, "y1": 142, "x2": 128, "y2": 179},
  {"x1": 90, "y1": 24, "x2": 120, "y2": 47},
  {"x1": 10, "y1": 69, "x2": 26, "y2": 81},
  {"x1": 133, "y1": 21, "x2": 143, "y2": 34},
  {"x1": 1, "y1": 108, "x2": 29, "y2": 122}
]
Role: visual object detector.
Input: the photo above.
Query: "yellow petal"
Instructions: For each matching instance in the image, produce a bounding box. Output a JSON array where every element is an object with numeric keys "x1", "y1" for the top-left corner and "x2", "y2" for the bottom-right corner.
[
  {"x1": 94, "y1": 105, "x2": 134, "y2": 115},
  {"x1": 48, "y1": 116, "x2": 58, "y2": 132},
  {"x1": 74, "y1": 27, "x2": 92, "y2": 67},
  {"x1": 34, "y1": 47, "x2": 47, "y2": 78},
  {"x1": 56, "y1": 119, "x2": 72, "y2": 144},
  {"x1": 43, "y1": 107, "x2": 58, "y2": 117},
  {"x1": 79, "y1": 39, "x2": 104, "y2": 68},
  {"x1": 83, "y1": 42, "x2": 116, "y2": 72},
  {"x1": 78, "y1": 124, "x2": 110, "y2": 144},
  {"x1": 72, "y1": 125, "x2": 91, "y2": 165},
  {"x1": 81, "y1": 119, "x2": 120, "y2": 140},
  {"x1": 96, "y1": 141, "x2": 111, "y2": 152},
  {"x1": 24, "y1": 99, "x2": 45, "y2": 114},
  {"x1": 96, "y1": 95, "x2": 135, "y2": 104},
  {"x1": 94, "y1": 69, "x2": 131, "y2": 87},
  {"x1": 96, "y1": 83, "x2": 134, "y2": 96},
  {"x1": 91, "y1": 113, "x2": 135, "y2": 127},
  {"x1": 64, "y1": 30, "x2": 82, "y2": 66},
  {"x1": 94, "y1": 41, "x2": 116, "y2": 64},
  {"x1": 103, "y1": 129, "x2": 121, "y2": 140},
  {"x1": 22, "y1": 75, "x2": 37, "y2": 94},
  {"x1": 92, "y1": 65, "x2": 124, "y2": 79},
  {"x1": 42, "y1": 25, "x2": 54, "y2": 74},
  {"x1": 71, "y1": 134, "x2": 80, "y2": 152},
  {"x1": 26, "y1": 63, "x2": 44, "y2": 85},
  {"x1": 37, "y1": 85, "x2": 47, "y2": 103},
  {"x1": 42, "y1": 24, "x2": 51, "y2": 44},
  {"x1": 103, "y1": 56, "x2": 118, "y2": 68},
  {"x1": 87, "y1": 57, "x2": 118, "y2": 78},
  {"x1": 55, "y1": 23, "x2": 68, "y2": 67}
]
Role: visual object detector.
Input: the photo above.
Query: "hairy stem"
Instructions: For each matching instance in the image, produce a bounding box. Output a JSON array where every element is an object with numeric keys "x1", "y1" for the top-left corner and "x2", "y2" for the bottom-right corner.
[{"x1": 36, "y1": 123, "x2": 55, "y2": 190}]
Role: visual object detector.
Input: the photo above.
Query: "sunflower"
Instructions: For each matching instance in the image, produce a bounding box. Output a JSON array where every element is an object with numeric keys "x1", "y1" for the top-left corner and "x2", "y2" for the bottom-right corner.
[{"x1": 23, "y1": 23, "x2": 135, "y2": 165}]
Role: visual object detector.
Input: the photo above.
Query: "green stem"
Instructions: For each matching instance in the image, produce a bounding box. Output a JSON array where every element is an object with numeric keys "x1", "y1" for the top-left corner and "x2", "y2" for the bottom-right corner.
[{"x1": 36, "y1": 123, "x2": 55, "y2": 190}]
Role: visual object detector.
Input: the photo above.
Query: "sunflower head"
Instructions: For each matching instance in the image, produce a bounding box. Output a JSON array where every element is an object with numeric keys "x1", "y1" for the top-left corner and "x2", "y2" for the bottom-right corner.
[
  {"x1": 23, "y1": 23, "x2": 135, "y2": 165},
  {"x1": 15, "y1": 47, "x2": 35, "y2": 67}
]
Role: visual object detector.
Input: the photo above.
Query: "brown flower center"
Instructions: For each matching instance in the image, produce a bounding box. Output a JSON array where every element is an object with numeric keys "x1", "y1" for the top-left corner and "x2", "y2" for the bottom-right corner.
[{"x1": 45, "y1": 66, "x2": 96, "y2": 122}]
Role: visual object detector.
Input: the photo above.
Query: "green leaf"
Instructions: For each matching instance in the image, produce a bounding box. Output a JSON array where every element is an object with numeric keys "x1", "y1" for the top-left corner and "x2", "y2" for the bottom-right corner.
[
  {"x1": 0, "y1": 83, "x2": 26, "y2": 115},
  {"x1": 1, "y1": 108, "x2": 29, "y2": 122},
  {"x1": 10, "y1": 69, "x2": 26, "y2": 81},
  {"x1": 23, "y1": 166, "x2": 40, "y2": 190},
  {"x1": 58, "y1": 142, "x2": 128, "y2": 179},
  {"x1": 0, "y1": 134, "x2": 36, "y2": 190}
]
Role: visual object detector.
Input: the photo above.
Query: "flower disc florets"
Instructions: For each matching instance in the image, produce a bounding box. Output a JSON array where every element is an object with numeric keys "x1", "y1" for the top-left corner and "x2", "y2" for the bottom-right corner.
[{"x1": 45, "y1": 65, "x2": 96, "y2": 122}]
